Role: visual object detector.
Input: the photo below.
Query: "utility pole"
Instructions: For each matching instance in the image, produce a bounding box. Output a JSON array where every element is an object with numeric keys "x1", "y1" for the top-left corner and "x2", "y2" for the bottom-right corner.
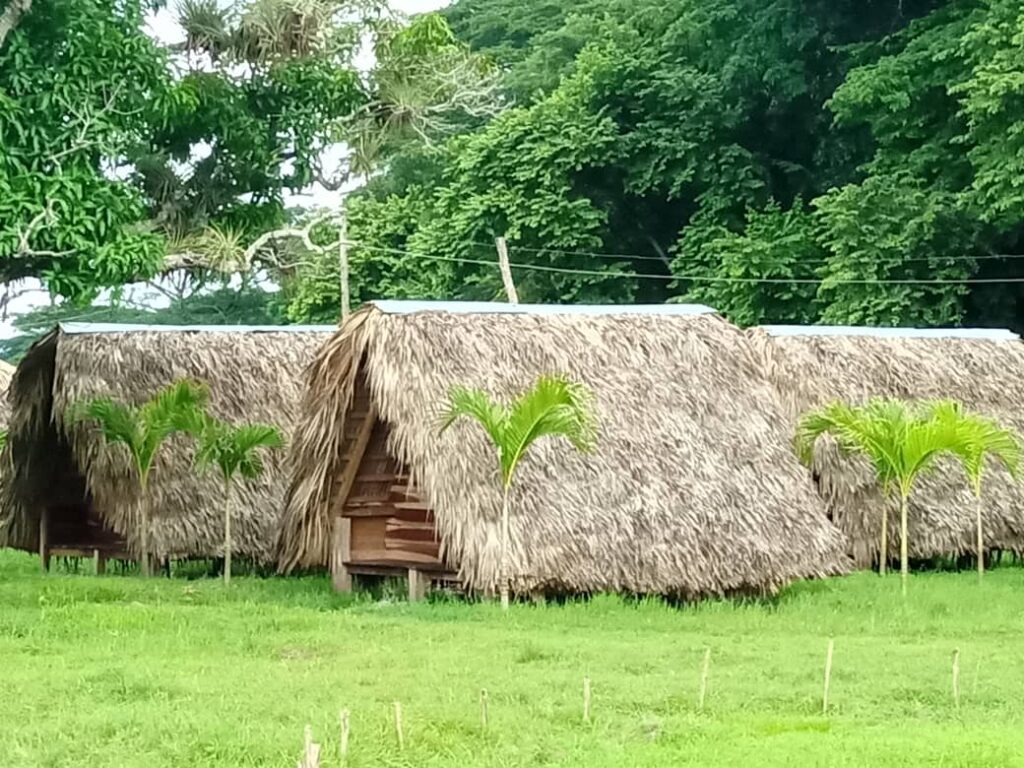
[
  {"x1": 338, "y1": 209, "x2": 350, "y2": 321},
  {"x1": 495, "y1": 236, "x2": 519, "y2": 304}
]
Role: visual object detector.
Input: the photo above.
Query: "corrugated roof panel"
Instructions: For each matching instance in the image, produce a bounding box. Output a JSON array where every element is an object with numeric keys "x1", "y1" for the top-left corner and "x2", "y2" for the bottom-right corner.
[
  {"x1": 759, "y1": 325, "x2": 1020, "y2": 341},
  {"x1": 368, "y1": 300, "x2": 718, "y2": 316},
  {"x1": 59, "y1": 323, "x2": 336, "y2": 335}
]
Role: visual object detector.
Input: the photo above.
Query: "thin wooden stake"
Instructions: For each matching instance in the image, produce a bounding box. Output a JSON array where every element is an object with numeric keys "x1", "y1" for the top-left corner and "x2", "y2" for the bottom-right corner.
[
  {"x1": 339, "y1": 709, "x2": 350, "y2": 764},
  {"x1": 698, "y1": 647, "x2": 711, "y2": 711},
  {"x1": 583, "y1": 677, "x2": 592, "y2": 723},
  {"x1": 822, "y1": 639, "x2": 835, "y2": 716},
  {"x1": 480, "y1": 688, "x2": 489, "y2": 730},
  {"x1": 952, "y1": 649, "x2": 961, "y2": 708},
  {"x1": 301, "y1": 724, "x2": 320, "y2": 768},
  {"x1": 338, "y1": 210, "x2": 350, "y2": 321},
  {"x1": 495, "y1": 236, "x2": 519, "y2": 304},
  {"x1": 393, "y1": 701, "x2": 404, "y2": 750}
]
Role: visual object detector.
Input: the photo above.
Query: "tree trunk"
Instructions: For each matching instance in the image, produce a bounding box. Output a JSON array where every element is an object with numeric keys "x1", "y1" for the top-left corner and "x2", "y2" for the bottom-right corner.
[
  {"x1": 499, "y1": 485, "x2": 510, "y2": 611},
  {"x1": 975, "y1": 489, "x2": 984, "y2": 583},
  {"x1": 223, "y1": 477, "x2": 233, "y2": 586},
  {"x1": 139, "y1": 494, "x2": 151, "y2": 578},
  {"x1": 900, "y1": 492, "x2": 909, "y2": 598},
  {"x1": 879, "y1": 504, "x2": 888, "y2": 576}
]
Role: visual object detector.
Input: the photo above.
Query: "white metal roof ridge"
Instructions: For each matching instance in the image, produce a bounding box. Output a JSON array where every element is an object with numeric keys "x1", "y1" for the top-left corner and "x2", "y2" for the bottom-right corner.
[
  {"x1": 59, "y1": 323, "x2": 337, "y2": 335},
  {"x1": 368, "y1": 300, "x2": 718, "y2": 316},
  {"x1": 759, "y1": 325, "x2": 1020, "y2": 341}
]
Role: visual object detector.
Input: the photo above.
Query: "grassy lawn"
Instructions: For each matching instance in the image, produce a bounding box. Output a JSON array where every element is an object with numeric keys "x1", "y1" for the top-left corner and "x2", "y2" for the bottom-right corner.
[{"x1": 3, "y1": 552, "x2": 1024, "y2": 767}]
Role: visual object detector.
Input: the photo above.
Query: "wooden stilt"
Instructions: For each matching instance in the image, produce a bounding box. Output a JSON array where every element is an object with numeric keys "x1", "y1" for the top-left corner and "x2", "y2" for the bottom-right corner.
[
  {"x1": 331, "y1": 517, "x2": 353, "y2": 593},
  {"x1": 93, "y1": 549, "x2": 107, "y2": 576},
  {"x1": 408, "y1": 568, "x2": 428, "y2": 602},
  {"x1": 38, "y1": 508, "x2": 50, "y2": 573}
]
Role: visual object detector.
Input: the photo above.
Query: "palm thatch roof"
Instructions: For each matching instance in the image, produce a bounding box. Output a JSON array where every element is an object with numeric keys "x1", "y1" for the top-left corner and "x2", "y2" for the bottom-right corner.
[
  {"x1": 0, "y1": 323, "x2": 335, "y2": 560},
  {"x1": 277, "y1": 301, "x2": 850, "y2": 597},
  {"x1": 750, "y1": 325, "x2": 1024, "y2": 566}
]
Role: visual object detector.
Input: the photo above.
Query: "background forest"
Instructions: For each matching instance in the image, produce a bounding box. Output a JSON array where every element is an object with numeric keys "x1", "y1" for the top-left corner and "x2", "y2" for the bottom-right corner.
[{"x1": 3, "y1": 0, "x2": 1024, "y2": 357}]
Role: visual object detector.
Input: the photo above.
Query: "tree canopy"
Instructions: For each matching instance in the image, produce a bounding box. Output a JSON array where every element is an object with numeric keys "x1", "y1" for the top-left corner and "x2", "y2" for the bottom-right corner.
[
  {"x1": 283, "y1": 0, "x2": 1024, "y2": 329},
  {"x1": 5, "y1": 0, "x2": 1024, "y2": 331}
]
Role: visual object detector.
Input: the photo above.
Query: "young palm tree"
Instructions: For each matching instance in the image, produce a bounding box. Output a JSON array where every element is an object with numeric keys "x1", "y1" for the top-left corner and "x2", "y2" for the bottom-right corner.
[
  {"x1": 795, "y1": 398, "x2": 964, "y2": 597},
  {"x1": 70, "y1": 380, "x2": 210, "y2": 576},
  {"x1": 931, "y1": 402, "x2": 1020, "y2": 581},
  {"x1": 195, "y1": 418, "x2": 285, "y2": 585},
  {"x1": 440, "y1": 374, "x2": 597, "y2": 611}
]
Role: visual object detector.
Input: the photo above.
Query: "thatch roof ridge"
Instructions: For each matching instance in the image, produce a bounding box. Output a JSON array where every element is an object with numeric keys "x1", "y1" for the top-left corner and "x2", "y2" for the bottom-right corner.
[
  {"x1": 749, "y1": 325, "x2": 1024, "y2": 564},
  {"x1": 1, "y1": 324, "x2": 335, "y2": 559},
  {"x1": 278, "y1": 304, "x2": 850, "y2": 596}
]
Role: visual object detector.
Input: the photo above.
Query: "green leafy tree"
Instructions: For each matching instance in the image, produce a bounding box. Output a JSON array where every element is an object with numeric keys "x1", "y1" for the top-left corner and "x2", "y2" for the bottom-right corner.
[
  {"x1": 933, "y1": 402, "x2": 1021, "y2": 582},
  {"x1": 69, "y1": 380, "x2": 210, "y2": 576},
  {"x1": 795, "y1": 398, "x2": 964, "y2": 597},
  {"x1": 440, "y1": 374, "x2": 596, "y2": 610},
  {"x1": 0, "y1": 0, "x2": 170, "y2": 298},
  {"x1": 195, "y1": 419, "x2": 285, "y2": 585}
]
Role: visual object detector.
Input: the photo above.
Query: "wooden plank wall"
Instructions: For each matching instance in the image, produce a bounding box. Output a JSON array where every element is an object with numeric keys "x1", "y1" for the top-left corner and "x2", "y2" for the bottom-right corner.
[{"x1": 343, "y1": 422, "x2": 444, "y2": 569}]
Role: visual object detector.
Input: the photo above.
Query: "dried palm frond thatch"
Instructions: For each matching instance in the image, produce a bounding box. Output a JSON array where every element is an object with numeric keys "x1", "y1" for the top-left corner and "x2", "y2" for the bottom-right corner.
[
  {"x1": 751, "y1": 325, "x2": 1024, "y2": 566},
  {"x1": 277, "y1": 302, "x2": 850, "y2": 597},
  {"x1": 0, "y1": 324, "x2": 334, "y2": 561}
]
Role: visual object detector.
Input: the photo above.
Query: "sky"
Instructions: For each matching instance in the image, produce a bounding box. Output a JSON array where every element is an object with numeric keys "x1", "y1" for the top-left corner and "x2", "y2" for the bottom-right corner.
[{"x1": 3, "y1": 0, "x2": 449, "y2": 337}]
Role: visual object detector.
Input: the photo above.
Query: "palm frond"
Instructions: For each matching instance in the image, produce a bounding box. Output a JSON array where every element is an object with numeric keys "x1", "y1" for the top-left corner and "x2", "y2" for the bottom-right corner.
[
  {"x1": 70, "y1": 398, "x2": 141, "y2": 451},
  {"x1": 141, "y1": 379, "x2": 210, "y2": 435},
  {"x1": 439, "y1": 386, "x2": 507, "y2": 448},
  {"x1": 502, "y1": 375, "x2": 596, "y2": 485},
  {"x1": 928, "y1": 400, "x2": 1021, "y2": 489},
  {"x1": 195, "y1": 419, "x2": 284, "y2": 483}
]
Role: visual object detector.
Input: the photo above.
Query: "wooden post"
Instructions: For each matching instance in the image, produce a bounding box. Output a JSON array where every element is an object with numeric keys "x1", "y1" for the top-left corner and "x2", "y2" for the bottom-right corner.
[
  {"x1": 408, "y1": 568, "x2": 428, "y2": 602},
  {"x1": 93, "y1": 549, "x2": 106, "y2": 576},
  {"x1": 822, "y1": 639, "x2": 835, "y2": 715},
  {"x1": 494, "y1": 237, "x2": 519, "y2": 304},
  {"x1": 393, "y1": 701, "x2": 404, "y2": 750},
  {"x1": 38, "y1": 507, "x2": 49, "y2": 573},
  {"x1": 479, "y1": 688, "x2": 489, "y2": 730},
  {"x1": 952, "y1": 649, "x2": 961, "y2": 708},
  {"x1": 331, "y1": 516, "x2": 353, "y2": 593},
  {"x1": 300, "y1": 724, "x2": 320, "y2": 768},
  {"x1": 338, "y1": 210, "x2": 350, "y2": 321},
  {"x1": 339, "y1": 708, "x2": 350, "y2": 764},
  {"x1": 698, "y1": 647, "x2": 711, "y2": 711},
  {"x1": 583, "y1": 677, "x2": 591, "y2": 723}
]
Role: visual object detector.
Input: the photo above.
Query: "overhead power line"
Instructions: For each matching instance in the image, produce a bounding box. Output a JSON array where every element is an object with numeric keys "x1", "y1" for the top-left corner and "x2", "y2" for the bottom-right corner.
[
  {"x1": 352, "y1": 242, "x2": 1024, "y2": 286},
  {"x1": 470, "y1": 240, "x2": 1024, "y2": 267}
]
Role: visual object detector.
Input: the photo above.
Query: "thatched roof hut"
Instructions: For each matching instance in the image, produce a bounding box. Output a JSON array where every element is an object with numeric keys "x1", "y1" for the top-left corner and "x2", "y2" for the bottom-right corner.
[
  {"x1": 0, "y1": 323, "x2": 335, "y2": 565},
  {"x1": 751, "y1": 324, "x2": 1024, "y2": 567},
  {"x1": 277, "y1": 301, "x2": 849, "y2": 598}
]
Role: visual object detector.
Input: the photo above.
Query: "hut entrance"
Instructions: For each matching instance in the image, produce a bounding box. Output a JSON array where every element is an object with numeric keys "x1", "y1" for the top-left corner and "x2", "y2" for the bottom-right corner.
[
  {"x1": 38, "y1": 461, "x2": 129, "y2": 573},
  {"x1": 329, "y1": 377, "x2": 456, "y2": 600}
]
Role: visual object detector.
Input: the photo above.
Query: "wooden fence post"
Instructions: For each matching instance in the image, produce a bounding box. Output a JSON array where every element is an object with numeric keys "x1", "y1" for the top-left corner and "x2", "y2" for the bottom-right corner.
[
  {"x1": 698, "y1": 647, "x2": 711, "y2": 711},
  {"x1": 822, "y1": 639, "x2": 835, "y2": 715}
]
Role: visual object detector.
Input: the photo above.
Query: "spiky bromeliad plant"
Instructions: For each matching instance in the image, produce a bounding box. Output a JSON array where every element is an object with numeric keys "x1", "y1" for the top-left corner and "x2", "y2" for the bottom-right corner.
[
  {"x1": 195, "y1": 418, "x2": 285, "y2": 585},
  {"x1": 70, "y1": 380, "x2": 210, "y2": 576},
  {"x1": 930, "y1": 401, "x2": 1020, "y2": 582},
  {"x1": 440, "y1": 374, "x2": 597, "y2": 611},
  {"x1": 795, "y1": 398, "x2": 967, "y2": 597}
]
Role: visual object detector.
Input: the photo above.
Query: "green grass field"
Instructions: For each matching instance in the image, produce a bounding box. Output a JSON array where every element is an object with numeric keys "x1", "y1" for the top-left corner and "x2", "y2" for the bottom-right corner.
[{"x1": 3, "y1": 552, "x2": 1024, "y2": 767}]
